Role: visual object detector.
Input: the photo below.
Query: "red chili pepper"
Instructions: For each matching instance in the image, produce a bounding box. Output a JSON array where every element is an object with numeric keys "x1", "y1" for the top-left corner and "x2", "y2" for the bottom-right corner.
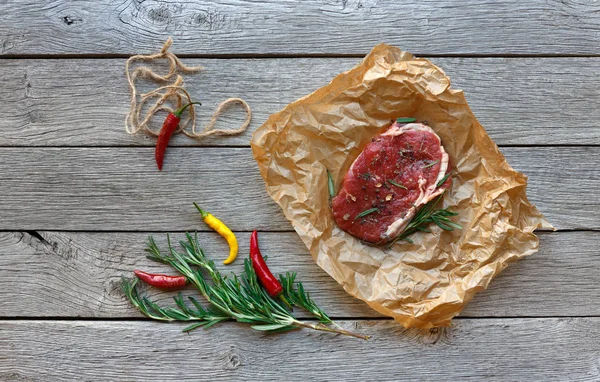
[
  {"x1": 134, "y1": 269, "x2": 188, "y2": 290},
  {"x1": 155, "y1": 101, "x2": 201, "y2": 171},
  {"x1": 249, "y1": 230, "x2": 283, "y2": 297}
]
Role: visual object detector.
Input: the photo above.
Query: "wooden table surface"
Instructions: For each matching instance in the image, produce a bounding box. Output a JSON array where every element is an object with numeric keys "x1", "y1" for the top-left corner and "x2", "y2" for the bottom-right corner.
[{"x1": 1, "y1": 1, "x2": 599, "y2": 381}]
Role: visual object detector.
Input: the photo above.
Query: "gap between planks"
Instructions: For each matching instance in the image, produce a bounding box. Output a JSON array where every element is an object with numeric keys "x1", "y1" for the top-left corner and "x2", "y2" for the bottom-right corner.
[
  {"x1": 7, "y1": 53, "x2": 600, "y2": 60},
  {"x1": 1, "y1": 315, "x2": 599, "y2": 321}
]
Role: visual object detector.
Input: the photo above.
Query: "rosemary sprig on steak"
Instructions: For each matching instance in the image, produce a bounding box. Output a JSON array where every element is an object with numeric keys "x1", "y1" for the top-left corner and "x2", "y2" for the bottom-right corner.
[
  {"x1": 436, "y1": 173, "x2": 451, "y2": 188},
  {"x1": 354, "y1": 207, "x2": 379, "y2": 221},
  {"x1": 387, "y1": 180, "x2": 408, "y2": 190},
  {"x1": 388, "y1": 193, "x2": 461, "y2": 246},
  {"x1": 422, "y1": 160, "x2": 439, "y2": 169}
]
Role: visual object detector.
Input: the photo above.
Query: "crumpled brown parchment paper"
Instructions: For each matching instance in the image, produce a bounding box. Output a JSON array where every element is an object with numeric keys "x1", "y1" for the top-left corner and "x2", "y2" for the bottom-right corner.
[{"x1": 251, "y1": 44, "x2": 552, "y2": 329}]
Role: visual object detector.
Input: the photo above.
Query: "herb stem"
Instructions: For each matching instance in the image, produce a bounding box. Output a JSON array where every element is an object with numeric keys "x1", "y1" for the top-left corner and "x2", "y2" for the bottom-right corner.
[
  {"x1": 293, "y1": 320, "x2": 370, "y2": 340},
  {"x1": 396, "y1": 117, "x2": 416, "y2": 123},
  {"x1": 436, "y1": 173, "x2": 451, "y2": 188},
  {"x1": 387, "y1": 180, "x2": 407, "y2": 190},
  {"x1": 422, "y1": 160, "x2": 439, "y2": 169},
  {"x1": 354, "y1": 207, "x2": 379, "y2": 222},
  {"x1": 388, "y1": 192, "x2": 461, "y2": 247},
  {"x1": 327, "y1": 170, "x2": 336, "y2": 199}
]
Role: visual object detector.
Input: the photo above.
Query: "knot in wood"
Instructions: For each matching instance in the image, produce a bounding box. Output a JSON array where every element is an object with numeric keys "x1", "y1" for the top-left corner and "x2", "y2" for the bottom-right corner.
[{"x1": 222, "y1": 347, "x2": 241, "y2": 370}]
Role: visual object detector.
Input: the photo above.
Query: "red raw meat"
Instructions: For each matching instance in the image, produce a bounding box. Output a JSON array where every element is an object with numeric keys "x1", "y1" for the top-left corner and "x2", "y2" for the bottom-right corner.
[{"x1": 331, "y1": 121, "x2": 451, "y2": 244}]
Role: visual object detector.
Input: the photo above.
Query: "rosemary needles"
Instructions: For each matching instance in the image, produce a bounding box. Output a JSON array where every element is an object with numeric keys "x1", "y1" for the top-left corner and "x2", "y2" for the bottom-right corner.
[
  {"x1": 354, "y1": 207, "x2": 379, "y2": 222},
  {"x1": 389, "y1": 192, "x2": 461, "y2": 246},
  {"x1": 327, "y1": 169, "x2": 336, "y2": 199}
]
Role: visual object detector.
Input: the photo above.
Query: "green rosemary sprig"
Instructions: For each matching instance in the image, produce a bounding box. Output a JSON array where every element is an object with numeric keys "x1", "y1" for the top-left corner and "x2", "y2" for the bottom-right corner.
[
  {"x1": 387, "y1": 180, "x2": 407, "y2": 190},
  {"x1": 396, "y1": 117, "x2": 416, "y2": 123},
  {"x1": 279, "y1": 272, "x2": 331, "y2": 324},
  {"x1": 354, "y1": 207, "x2": 379, "y2": 222},
  {"x1": 123, "y1": 232, "x2": 369, "y2": 339},
  {"x1": 389, "y1": 193, "x2": 461, "y2": 247},
  {"x1": 121, "y1": 278, "x2": 230, "y2": 332},
  {"x1": 436, "y1": 172, "x2": 451, "y2": 188},
  {"x1": 422, "y1": 160, "x2": 439, "y2": 169},
  {"x1": 327, "y1": 170, "x2": 336, "y2": 199}
]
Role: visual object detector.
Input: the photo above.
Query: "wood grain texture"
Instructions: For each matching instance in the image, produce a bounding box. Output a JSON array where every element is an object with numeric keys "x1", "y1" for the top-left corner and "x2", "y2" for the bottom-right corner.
[
  {"x1": 0, "y1": 147, "x2": 596, "y2": 231},
  {"x1": 0, "y1": 231, "x2": 597, "y2": 318},
  {"x1": 1, "y1": 318, "x2": 599, "y2": 381},
  {"x1": 2, "y1": 1, "x2": 600, "y2": 56},
  {"x1": 1, "y1": 57, "x2": 599, "y2": 146}
]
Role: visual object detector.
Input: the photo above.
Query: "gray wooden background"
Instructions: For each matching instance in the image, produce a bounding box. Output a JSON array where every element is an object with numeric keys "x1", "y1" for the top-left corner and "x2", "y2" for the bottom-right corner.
[{"x1": 1, "y1": 1, "x2": 599, "y2": 381}]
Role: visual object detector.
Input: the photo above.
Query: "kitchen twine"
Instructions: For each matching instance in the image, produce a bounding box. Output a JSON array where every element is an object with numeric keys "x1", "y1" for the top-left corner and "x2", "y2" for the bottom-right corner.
[{"x1": 125, "y1": 37, "x2": 251, "y2": 138}]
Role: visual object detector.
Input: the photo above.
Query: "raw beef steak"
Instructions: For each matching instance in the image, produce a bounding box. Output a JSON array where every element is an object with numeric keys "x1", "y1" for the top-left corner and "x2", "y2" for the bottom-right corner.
[{"x1": 331, "y1": 121, "x2": 451, "y2": 244}]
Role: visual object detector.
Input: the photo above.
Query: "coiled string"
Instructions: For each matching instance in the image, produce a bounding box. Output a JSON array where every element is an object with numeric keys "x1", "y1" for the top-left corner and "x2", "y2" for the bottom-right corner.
[{"x1": 125, "y1": 38, "x2": 251, "y2": 138}]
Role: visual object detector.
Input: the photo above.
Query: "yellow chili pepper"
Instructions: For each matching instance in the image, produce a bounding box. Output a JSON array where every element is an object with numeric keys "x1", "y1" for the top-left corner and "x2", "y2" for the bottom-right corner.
[{"x1": 193, "y1": 203, "x2": 238, "y2": 265}]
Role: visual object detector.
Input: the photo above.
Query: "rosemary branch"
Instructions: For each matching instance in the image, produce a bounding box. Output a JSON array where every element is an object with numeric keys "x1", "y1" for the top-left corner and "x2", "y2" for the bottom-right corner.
[
  {"x1": 396, "y1": 117, "x2": 417, "y2": 123},
  {"x1": 279, "y1": 272, "x2": 331, "y2": 324},
  {"x1": 122, "y1": 232, "x2": 368, "y2": 339},
  {"x1": 389, "y1": 192, "x2": 461, "y2": 247},
  {"x1": 387, "y1": 180, "x2": 408, "y2": 190},
  {"x1": 354, "y1": 207, "x2": 379, "y2": 221},
  {"x1": 422, "y1": 160, "x2": 439, "y2": 169},
  {"x1": 327, "y1": 169, "x2": 336, "y2": 199}
]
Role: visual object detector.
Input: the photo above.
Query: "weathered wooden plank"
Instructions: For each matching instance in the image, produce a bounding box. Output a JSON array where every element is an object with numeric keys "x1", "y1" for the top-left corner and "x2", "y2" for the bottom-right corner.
[
  {"x1": 2, "y1": 57, "x2": 599, "y2": 146},
  {"x1": 0, "y1": 231, "x2": 373, "y2": 319},
  {"x1": 2, "y1": 1, "x2": 600, "y2": 56},
  {"x1": 502, "y1": 147, "x2": 598, "y2": 230},
  {"x1": 0, "y1": 147, "x2": 595, "y2": 231},
  {"x1": 1, "y1": 318, "x2": 599, "y2": 381},
  {"x1": 0, "y1": 231, "x2": 597, "y2": 318}
]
